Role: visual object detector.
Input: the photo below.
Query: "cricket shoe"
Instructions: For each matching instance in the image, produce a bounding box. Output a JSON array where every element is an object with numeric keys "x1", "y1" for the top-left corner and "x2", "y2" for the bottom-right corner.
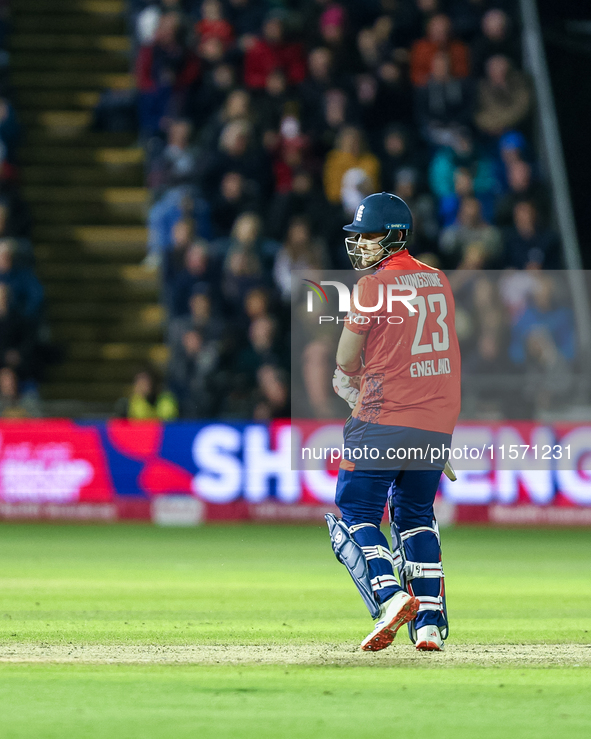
[
  {"x1": 360, "y1": 591, "x2": 420, "y2": 652},
  {"x1": 415, "y1": 624, "x2": 444, "y2": 651}
]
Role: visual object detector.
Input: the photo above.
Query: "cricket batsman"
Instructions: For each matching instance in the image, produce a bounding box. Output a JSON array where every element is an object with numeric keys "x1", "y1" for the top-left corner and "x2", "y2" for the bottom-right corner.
[{"x1": 326, "y1": 192, "x2": 461, "y2": 652}]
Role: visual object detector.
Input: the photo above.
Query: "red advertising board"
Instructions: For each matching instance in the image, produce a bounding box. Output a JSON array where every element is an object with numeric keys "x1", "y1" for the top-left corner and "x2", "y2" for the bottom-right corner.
[{"x1": 0, "y1": 420, "x2": 588, "y2": 525}]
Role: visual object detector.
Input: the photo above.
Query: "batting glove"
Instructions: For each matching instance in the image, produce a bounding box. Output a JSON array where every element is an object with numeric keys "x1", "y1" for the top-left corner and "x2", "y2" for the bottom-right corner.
[{"x1": 333, "y1": 366, "x2": 361, "y2": 409}]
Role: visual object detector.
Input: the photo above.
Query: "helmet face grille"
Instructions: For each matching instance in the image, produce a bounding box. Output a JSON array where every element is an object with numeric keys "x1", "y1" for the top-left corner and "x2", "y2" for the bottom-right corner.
[{"x1": 345, "y1": 230, "x2": 409, "y2": 271}]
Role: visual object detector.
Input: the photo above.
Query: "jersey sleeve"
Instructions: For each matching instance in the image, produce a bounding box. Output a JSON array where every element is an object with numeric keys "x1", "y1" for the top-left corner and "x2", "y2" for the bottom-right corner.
[{"x1": 346, "y1": 275, "x2": 378, "y2": 335}]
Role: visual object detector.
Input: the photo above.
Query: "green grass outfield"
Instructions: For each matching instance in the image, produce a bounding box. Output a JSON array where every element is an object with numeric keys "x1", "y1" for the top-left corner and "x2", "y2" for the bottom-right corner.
[{"x1": 0, "y1": 523, "x2": 590, "y2": 738}]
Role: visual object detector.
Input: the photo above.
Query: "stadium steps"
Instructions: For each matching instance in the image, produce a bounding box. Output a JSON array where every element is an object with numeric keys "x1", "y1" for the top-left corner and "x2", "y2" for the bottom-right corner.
[
  {"x1": 11, "y1": 14, "x2": 126, "y2": 35},
  {"x1": 11, "y1": 71, "x2": 134, "y2": 89},
  {"x1": 11, "y1": 53, "x2": 130, "y2": 72},
  {"x1": 9, "y1": 34, "x2": 130, "y2": 52},
  {"x1": 10, "y1": 0, "x2": 165, "y2": 407},
  {"x1": 35, "y1": 242, "x2": 146, "y2": 262},
  {"x1": 45, "y1": 281, "x2": 159, "y2": 302},
  {"x1": 46, "y1": 359, "x2": 165, "y2": 382},
  {"x1": 29, "y1": 205, "x2": 146, "y2": 225},
  {"x1": 22, "y1": 185, "x2": 146, "y2": 203},
  {"x1": 42, "y1": 383, "x2": 134, "y2": 402},
  {"x1": 22, "y1": 131, "x2": 136, "y2": 146},
  {"x1": 19, "y1": 147, "x2": 144, "y2": 165},
  {"x1": 14, "y1": 91, "x2": 102, "y2": 110},
  {"x1": 23, "y1": 164, "x2": 143, "y2": 185}
]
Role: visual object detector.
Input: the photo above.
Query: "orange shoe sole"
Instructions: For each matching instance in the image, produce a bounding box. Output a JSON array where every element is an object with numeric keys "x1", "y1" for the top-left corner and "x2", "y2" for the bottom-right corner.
[
  {"x1": 416, "y1": 639, "x2": 443, "y2": 651},
  {"x1": 361, "y1": 596, "x2": 420, "y2": 652}
]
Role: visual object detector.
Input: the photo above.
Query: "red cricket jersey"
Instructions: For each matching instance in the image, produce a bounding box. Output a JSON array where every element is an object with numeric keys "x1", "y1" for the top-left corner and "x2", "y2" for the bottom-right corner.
[{"x1": 346, "y1": 250, "x2": 461, "y2": 434}]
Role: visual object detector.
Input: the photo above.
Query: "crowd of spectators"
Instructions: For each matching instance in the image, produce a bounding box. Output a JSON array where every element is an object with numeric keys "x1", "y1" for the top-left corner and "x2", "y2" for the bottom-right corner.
[
  {"x1": 123, "y1": 0, "x2": 564, "y2": 419},
  {"x1": 451, "y1": 269, "x2": 576, "y2": 418},
  {"x1": 0, "y1": 4, "x2": 46, "y2": 418}
]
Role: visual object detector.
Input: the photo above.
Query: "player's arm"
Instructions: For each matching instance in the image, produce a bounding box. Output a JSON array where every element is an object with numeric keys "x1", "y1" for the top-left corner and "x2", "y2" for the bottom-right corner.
[
  {"x1": 336, "y1": 326, "x2": 366, "y2": 374},
  {"x1": 333, "y1": 327, "x2": 366, "y2": 409}
]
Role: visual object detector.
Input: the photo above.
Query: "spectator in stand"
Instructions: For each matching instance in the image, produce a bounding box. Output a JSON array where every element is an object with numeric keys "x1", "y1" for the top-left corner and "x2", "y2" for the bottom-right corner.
[
  {"x1": 316, "y1": 4, "x2": 354, "y2": 77},
  {"x1": 380, "y1": 126, "x2": 422, "y2": 193},
  {"x1": 236, "y1": 314, "x2": 281, "y2": 379},
  {"x1": 146, "y1": 118, "x2": 199, "y2": 194},
  {"x1": 0, "y1": 97, "x2": 19, "y2": 164},
  {"x1": 210, "y1": 171, "x2": 258, "y2": 238},
  {"x1": 201, "y1": 88, "x2": 252, "y2": 151},
  {"x1": 314, "y1": 87, "x2": 352, "y2": 153},
  {"x1": 257, "y1": 69, "x2": 289, "y2": 134},
  {"x1": 273, "y1": 216, "x2": 326, "y2": 302},
  {"x1": 213, "y1": 211, "x2": 279, "y2": 269},
  {"x1": 195, "y1": 0, "x2": 234, "y2": 55},
  {"x1": 0, "y1": 282, "x2": 37, "y2": 383},
  {"x1": 429, "y1": 127, "x2": 499, "y2": 201},
  {"x1": 495, "y1": 128, "x2": 528, "y2": 189},
  {"x1": 159, "y1": 214, "x2": 194, "y2": 278},
  {"x1": 509, "y1": 276, "x2": 575, "y2": 367},
  {"x1": 164, "y1": 239, "x2": 222, "y2": 318},
  {"x1": 0, "y1": 366, "x2": 41, "y2": 418},
  {"x1": 323, "y1": 126, "x2": 380, "y2": 205},
  {"x1": 146, "y1": 189, "x2": 211, "y2": 268},
  {"x1": 503, "y1": 201, "x2": 560, "y2": 270},
  {"x1": 222, "y1": 245, "x2": 265, "y2": 315},
  {"x1": 471, "y1": 9, "x2": 520, "y2": 76},
  {"x1": 474, "y1": 55, "x2": 531, "y2": 139},
  {"x1": 438, "y1": 165, "x2": 495, "y2": 227},
  {"x1": 244, "y1": 14, "x2": 306, "y2": 90},
  {"x1": 169, "y1": 284, "x2": 225, "y2": 346},
  {"x1": 0, "y1": 239, "x2": 44, "y2": 322},
  {"x1": 266, "y1": 170, "x2": 327, "y2": 242},
  {"x1": 271, "y1": 112, "x2": 311, "y2": 196},
  {"x1": 356, "y1": 21, "x2": 390, "y2": 73},
  {"x1": 353, "y1": 61, "x2": 413, "y2": 148},
  {"x1": 253, "y1": 364, "x2": 290, "y2": 419},
  {"x1": 167, "y1": 308, "x2": 222, "y2": 417},
  {"x1": 439, "y1": 196, "x2": 502, "y2": 268},
  {"x1": 300, "y1": 47, "x2": 336, "y2": 136},
  {"x1": 135, "y1": 0, "x2": 185, "y2": 46},
  {"x1": 187, "y1": 62, "x2": 235, "y2": 129},
  {"x1": 495, "y1": 159, "x2": 549, "y2": 227},
  {"x1": 414, "y1": 50, "x2": 474, "y2": 147},
  {"x1": 410, "y1": 13, "x2": 470, "y2": 87},
  {"x1": 135, "y1": 12, "x2": 200, "y2": 136},
  {"x1": 201, "y1": 118, "x2": 272, "y2": 200},
  {"x1": 371, "y1": 60, "x2": 414, "y2": 132},
  {"x1": 243, "y1": 285, "x2": 270, "y2": 325},
  {"x1": 226, "y1": 0, "x2": 266, "y2": 49},
  {"x1": 116, "y1": 368, "x2": 178, "y2": 419}
]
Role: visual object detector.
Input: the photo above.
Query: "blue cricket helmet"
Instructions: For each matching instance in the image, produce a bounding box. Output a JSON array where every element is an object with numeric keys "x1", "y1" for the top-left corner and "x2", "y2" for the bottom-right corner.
[{"x1": 343, "y1": 192, "x2": 413, "y2": 270}]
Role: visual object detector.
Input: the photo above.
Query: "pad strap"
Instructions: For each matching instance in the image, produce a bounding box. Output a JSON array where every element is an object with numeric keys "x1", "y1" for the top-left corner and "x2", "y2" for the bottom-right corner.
[
  {"x1": 414, "y1": 595, "x2": 444, "y2": 611},
  {"x1": 404, "y1": 561, "x2": 443, "y2": 579},
  {"x1": 370, "y1": 574, "x2": 399, "y2": 592},
  {"x1": 349, "y1": 523, "x2": 377, "y2": 534},
  {"x1": 401, "y1": 526, "x2": 440, "y2": 544},
  {"x1": 362, "y1": 545, "x2": 402, "y2": 569}
]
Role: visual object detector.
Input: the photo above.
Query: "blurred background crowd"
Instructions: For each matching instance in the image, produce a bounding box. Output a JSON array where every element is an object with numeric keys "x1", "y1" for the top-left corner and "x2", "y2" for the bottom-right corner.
[
  {"x1": 0, "y1": 0, "x2": 572, "y2": 419},
  {"x1": 117, "y1": 0, "x2": 564, "y2": 420}
]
